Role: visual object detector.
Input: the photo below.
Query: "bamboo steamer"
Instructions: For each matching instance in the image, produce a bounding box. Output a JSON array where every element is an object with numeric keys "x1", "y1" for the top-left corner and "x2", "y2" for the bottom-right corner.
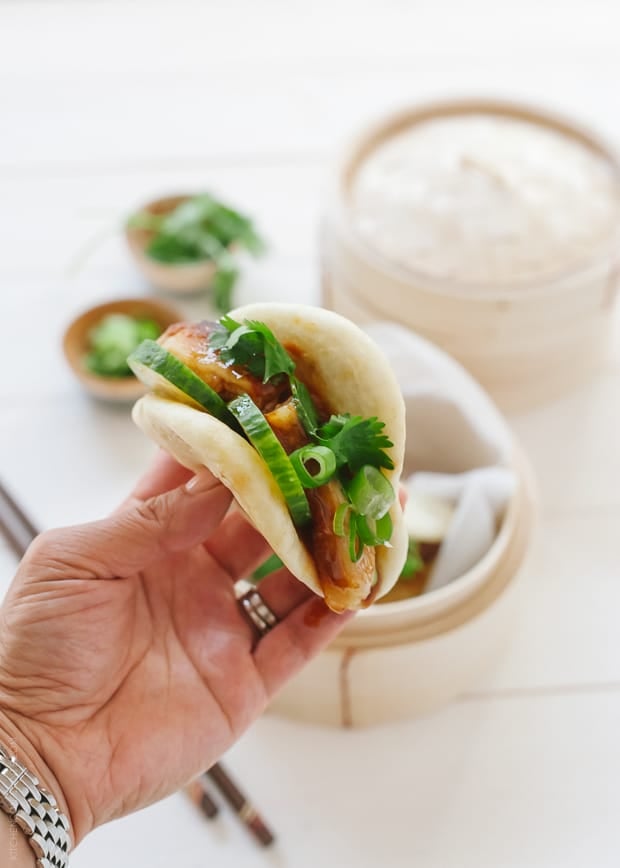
[
  {"x1": 323, "y1": 265, "x2": 615, "y2": 408},
  {"x1": 269, "y1": 447, "x2": 535, "y2": 728},
  {"x1": 322, "y1": 99, "x2": 620, "y2": 412},
  {"x1": 268, "y1": 327, "x2": 537, "y2": 729}
]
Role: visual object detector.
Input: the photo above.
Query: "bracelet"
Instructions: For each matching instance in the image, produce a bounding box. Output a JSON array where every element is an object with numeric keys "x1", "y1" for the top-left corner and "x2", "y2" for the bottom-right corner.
[{"x1": 0, "y1": 742, "x2": 71, "y2": 867}]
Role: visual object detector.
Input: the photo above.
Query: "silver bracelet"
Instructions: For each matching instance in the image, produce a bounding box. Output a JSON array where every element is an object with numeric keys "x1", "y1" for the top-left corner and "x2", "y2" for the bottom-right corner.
[{"x1": 0, "y1": 742, "x2": 71, "y2": 867}]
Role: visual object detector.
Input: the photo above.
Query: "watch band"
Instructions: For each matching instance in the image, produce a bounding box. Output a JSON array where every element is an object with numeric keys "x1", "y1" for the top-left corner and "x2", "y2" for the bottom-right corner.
[{"x1": 0, "y1": 742, "x2": 71, "y2": 867}]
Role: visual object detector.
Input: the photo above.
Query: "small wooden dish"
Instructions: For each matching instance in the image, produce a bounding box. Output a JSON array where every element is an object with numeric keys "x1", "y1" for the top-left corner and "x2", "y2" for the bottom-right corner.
[
  {"x1": 62, "y1": 297, "x2": 182, "y2": 402},
  {"x1": 125, "y1": 195, "x2": 218, "y2": 295}
]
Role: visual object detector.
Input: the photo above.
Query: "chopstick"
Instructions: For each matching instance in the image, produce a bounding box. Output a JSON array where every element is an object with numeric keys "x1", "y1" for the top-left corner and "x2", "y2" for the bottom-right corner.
[
  {"x1": 205, "y1": 765, "x2": 275, "y2": 846},
  {"x1": 0, "y1": 481, "x2": 39, "y2": 560},
  {"x1": 185, "y1": 778, "x2": 220, "y2": 820},
  {"x1": 0, "y1": 478, "x2": 275, "y2": 846}
]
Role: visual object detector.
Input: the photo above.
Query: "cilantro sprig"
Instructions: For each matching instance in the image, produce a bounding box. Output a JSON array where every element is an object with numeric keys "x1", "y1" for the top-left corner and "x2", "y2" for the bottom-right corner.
[
  {"x1": 209, "y1": 316, "x2": 295, "y2": 383},
  {"x1": 127, "y1": 194, "x2": 265, "y2": 313},
  {"x1": 316, "y1": 414, "x2": 394, "y2": 474},
  {"x1": 207, "y1": 315, "x2": 397, "y2": 559}
]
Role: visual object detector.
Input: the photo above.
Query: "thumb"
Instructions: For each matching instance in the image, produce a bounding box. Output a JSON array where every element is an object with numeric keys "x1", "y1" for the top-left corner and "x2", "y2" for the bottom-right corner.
[{"x1": 26, "y1": 471, "x2": 232, "y2": 581}]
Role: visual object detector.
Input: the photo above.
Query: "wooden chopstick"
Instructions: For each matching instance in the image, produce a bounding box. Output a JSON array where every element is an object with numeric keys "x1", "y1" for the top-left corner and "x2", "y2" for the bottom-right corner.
[
  {"x1": 0, "y1": 478, "x2": 275, "y2": 846},
  {"x1": 205, "y1": 765, "x2": 275, "y2": 846},
  {"x1": 0, "y1": 480, "x2": 39, "y2": 560},
  {"x1": 185, "y1": 778, "x2": 220, "y2": 820}
]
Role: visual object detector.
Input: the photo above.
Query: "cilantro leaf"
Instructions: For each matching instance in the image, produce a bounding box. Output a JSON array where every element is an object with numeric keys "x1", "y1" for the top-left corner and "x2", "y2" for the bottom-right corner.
[
  {"x1": 158, "y1": 194, "x2": 263, "y2": 253},
  {"x1": 400, "y1": 540, "x2": 424, "y2": 579},
  {"x1": 129, "y1": 193, "x2": 265, "y2": 312},
  {"x1": 248, "y1": 321, "x2": 295, "y2": 382},
  {"x1": 317, "y1": 414, "x2": 394, "y2": 474},
  {"x1": 208, "y1": 317, "x2": 295, "y2": 383},
  {"x1": 208, "y1": 315, "x2": 240, "y2": 349}
]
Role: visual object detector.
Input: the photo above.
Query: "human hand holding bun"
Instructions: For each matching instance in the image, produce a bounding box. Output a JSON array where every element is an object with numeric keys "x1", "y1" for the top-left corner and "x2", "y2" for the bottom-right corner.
[
  {"x1": 0, "y1": 452, "x2": 350, "y2": 854},
  {"x1": 0, "y1": 305, "x2": 406, "y2": 863}
]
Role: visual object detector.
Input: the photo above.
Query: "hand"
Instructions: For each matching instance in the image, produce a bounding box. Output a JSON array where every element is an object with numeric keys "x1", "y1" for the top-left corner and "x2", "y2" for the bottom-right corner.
[{"x1": 0, "y1": 452, "x2": 351, "y2": 845}]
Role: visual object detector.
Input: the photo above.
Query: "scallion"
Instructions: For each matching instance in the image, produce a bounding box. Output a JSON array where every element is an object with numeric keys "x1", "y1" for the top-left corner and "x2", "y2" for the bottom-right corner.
[
  {"x1": 348, "y1": 514, "x2": 365, "y2": 563},
  {"x1": 333, "y1": 502, "x2": 352, "y2": 537},
  {"x1": 289, "y1": 444, "x2": 337, "y2": 489},
  {"x1": 355, "y1": 512, "x2": 393, "y2": 546},
  {"x1": 347, "y1": 465, "x2": 395, "y2": 520}
]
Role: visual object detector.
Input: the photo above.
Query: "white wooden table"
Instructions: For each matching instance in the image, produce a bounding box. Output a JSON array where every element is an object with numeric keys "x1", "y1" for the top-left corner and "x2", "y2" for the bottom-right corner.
[{"x1": 1, "y1": 2, "x2": 620, "y2": 865}]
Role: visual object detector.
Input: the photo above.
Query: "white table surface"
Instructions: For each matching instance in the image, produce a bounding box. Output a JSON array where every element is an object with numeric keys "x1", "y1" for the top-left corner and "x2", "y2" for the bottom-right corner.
[{"x1": 2, "y1": 1, "x2": 620, "y2": 865}]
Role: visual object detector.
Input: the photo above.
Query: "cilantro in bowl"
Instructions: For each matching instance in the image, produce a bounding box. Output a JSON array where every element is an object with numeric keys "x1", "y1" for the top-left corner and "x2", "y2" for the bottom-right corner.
[{"x1": 127, "y1": 194, "x2": 265, "y2": 312}]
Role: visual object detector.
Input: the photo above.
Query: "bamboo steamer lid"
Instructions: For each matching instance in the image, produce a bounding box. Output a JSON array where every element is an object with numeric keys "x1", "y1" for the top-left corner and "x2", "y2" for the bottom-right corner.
[{"x1": 322, "y1": 99, "x2": 620, "y2": 412}]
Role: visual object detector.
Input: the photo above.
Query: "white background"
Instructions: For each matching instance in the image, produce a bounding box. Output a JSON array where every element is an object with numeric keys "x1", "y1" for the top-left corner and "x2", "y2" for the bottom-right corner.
[{"x1": 1, "y1": 1, "x2": 620, "y2": 865}]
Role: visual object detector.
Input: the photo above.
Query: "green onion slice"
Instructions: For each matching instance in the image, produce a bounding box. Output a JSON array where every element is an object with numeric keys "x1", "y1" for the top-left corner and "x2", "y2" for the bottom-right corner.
[
  {"x1": 290, "y1": 377, "x2": 319, "y2": 435},
  {"x1": 347, "y1": 465, "x2": 395, "y2": 520},
  {"x1": 356, "y1": 512, "x2": 393, "y2": 547},
  {"x1": 289, "y1": 444, "x2": 337, "y2": 489},
  {"x1": 228, "y1": 395, "x2": 312, "y2": 527},
  {"x1": 348, "y1": 514, "x2": 365, "y2": 563},
  {"x1": 333, "y1": 502, "x2": 352, "y2": 537}
]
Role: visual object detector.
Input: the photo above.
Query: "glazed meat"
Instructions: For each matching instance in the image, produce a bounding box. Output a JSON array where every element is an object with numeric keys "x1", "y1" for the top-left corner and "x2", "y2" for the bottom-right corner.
[
  {"x1": 264, "y1": 399, "x2": 377, "y2": 610},
  {"x1": 160, "y1": 322, "x2": 377, "y2": 611},
  {"x1": 307, "y1": 481, "x2": 376, "y2": 613},
  {"x1": 265, "y1": 398, "x2": 308, "y2": 453},
  {"x1": 159, "y1": 321, "x2": 288, "y2": 411}
]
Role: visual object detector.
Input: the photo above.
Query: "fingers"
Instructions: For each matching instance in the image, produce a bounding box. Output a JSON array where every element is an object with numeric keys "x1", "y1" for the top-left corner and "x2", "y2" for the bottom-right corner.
[
  {"x1": 117, "y1": 450, "x2": 194, "y2": 511},
  {"x1": 205, "y1": 508, "x2": 271, "y2": 581},
  {"x1": 118, "y1": 453, "x2": 272, "y2": 581},
  {"x1": 244, "y1": 566, "x2": 353, "y2": 697},
  {"x1": 252, "y1": 566, "x2": 313, "y2": 619},
  {"x1": 253, "y1": 595, "x2": 353, "y2": 697},
  {"x1": 26, "y1": 471, "x2": 232, "y2": 581},
  {"x1": 399, "y1": 484, "x2": 408, "y2": 509},
  {"x1": 233, "y1": 567, "x2": 314, "y2": 654}
]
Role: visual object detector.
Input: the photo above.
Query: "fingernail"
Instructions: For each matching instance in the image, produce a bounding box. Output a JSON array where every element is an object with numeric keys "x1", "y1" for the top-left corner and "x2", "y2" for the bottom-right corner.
[{"x1": 185, "y1": 470, "x2": 218, "y2": 494}]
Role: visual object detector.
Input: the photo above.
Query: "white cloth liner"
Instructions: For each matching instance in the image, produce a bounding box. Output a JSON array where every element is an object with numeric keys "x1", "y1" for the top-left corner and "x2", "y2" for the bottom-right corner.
[{"x1": 364, "y1": 322, "x2": 517, "y2": 593}]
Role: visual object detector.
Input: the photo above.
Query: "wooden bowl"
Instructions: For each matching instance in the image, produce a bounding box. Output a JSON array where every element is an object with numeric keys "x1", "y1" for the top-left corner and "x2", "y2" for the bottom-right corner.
[
  {"x1": 125, "y1": 195, "x2": 218, "y2": 295},
  {"x1": 62, "y1": 297, "x2": 182, "y2": 402}
]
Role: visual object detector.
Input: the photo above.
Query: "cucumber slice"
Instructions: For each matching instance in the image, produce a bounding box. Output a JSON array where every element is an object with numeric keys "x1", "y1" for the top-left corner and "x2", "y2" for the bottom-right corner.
[
  {"x1": 128, "y1": 340, "x2": 229, "y2": 420},
  {"x1": 228, "y1": 394, "x2": 312, "y2": 528}
]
